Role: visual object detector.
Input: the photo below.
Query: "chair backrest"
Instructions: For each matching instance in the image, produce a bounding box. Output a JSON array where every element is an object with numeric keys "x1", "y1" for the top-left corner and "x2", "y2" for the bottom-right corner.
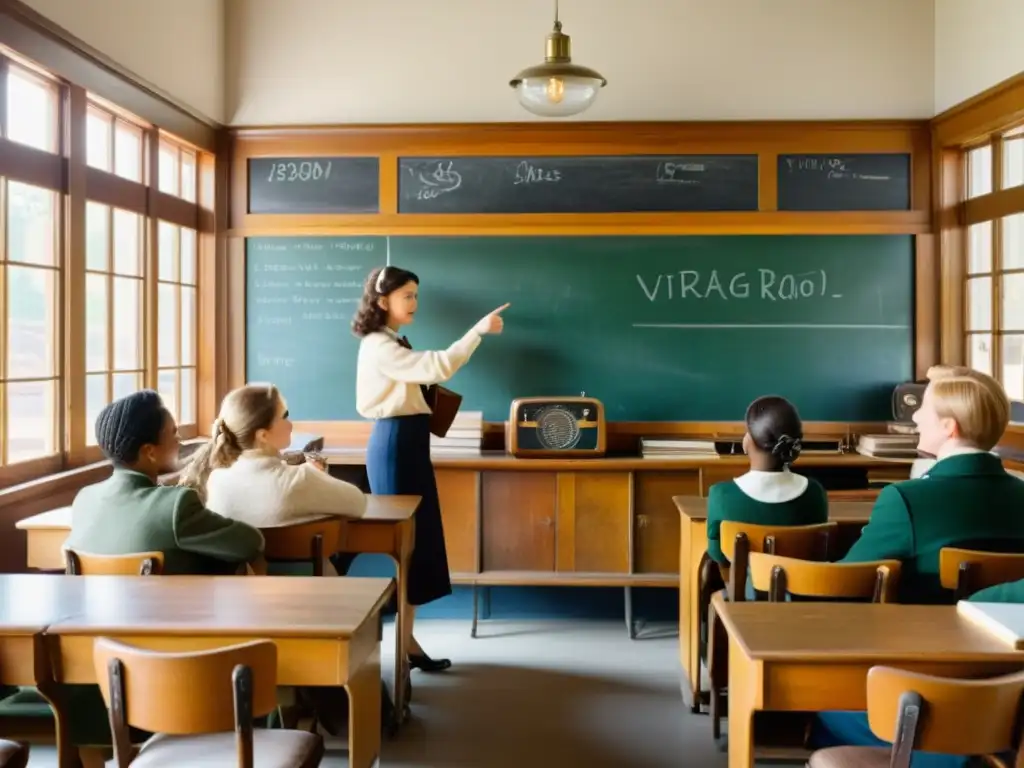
[
  {"x1": 259, "y1": 517, "x2": 344, "y2": 576},
  {"x1": 748, "y1": 552, "x2": 902, "y2": 603},
  {"x1": 720, "y1": 521, "x2": 837, "y2": 601},
  {"x1": 93, "y1": 637, "x2": 278, "y2": 736},
  {"x1": 939, "y1": 545, "x2": 1024, "y2": 600},
  {"x1": 720, "y1": 521, "x2": 837, "y2": 561},
  {"x1": 865, "y1": 665, "x2": 1024, "y2": 761},
  {"x1": 65, "y1": 550, "x2": 164, "y2": 576}
]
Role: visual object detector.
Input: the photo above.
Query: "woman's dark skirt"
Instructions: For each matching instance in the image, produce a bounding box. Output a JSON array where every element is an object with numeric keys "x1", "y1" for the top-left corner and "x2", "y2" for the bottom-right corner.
[{"x1": 366, "y1": 414, "x2": 452, "y2": 607}]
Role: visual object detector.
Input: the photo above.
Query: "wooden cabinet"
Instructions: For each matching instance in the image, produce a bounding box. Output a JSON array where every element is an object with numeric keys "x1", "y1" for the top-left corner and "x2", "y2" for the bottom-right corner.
[{"x1": 424, "y1": 455, "x2": 904, "y2": 588}]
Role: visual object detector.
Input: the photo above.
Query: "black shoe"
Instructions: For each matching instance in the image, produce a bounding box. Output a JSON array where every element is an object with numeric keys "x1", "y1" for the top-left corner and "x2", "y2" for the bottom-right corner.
[{"x1": 408, "y1": 653, "x2": 452, "y2": 672}]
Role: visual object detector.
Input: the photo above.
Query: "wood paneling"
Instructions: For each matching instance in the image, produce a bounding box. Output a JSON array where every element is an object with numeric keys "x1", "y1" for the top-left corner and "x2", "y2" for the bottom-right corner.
[
  {"x1": 634, "y1": 472, "x2": 701, "y2": 574},
  {"x1": 229, "y1": 121, "x2": 930, "y2": 238},
  {"x1": 481, "y1": 472, "x2": 555, "y2": 572},
  {"x1": 435, "y1": 469, "x2": 478, "y2": 575}
]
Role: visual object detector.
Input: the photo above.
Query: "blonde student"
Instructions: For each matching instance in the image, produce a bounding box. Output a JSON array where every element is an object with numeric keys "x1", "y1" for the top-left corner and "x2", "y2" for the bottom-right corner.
[{"x1": 179, "y1": 383, "x2": 366, "y2": 526}]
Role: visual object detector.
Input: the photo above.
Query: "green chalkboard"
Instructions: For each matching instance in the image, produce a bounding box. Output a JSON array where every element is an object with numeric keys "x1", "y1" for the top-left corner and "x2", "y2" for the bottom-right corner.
[
  {"x1": 246, "y1": 236, "x2": 384, "y2": 419},
  {"x1": 246, "y1": 235, "x2": 914, "y2": 422}
]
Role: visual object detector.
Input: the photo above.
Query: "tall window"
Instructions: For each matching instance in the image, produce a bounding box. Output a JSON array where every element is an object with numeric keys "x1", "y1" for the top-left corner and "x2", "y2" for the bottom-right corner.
[
  {"x1": 157, "y1": 222, "x2": 197, "y2": 426},
  {"x1": 1, "y1": 62, "x2": 61, "y2": 474},
  {"x1": 84, "y1": 203, "x2": 144, "y2": 444},
  {"x1": 964, "y1": 131, "x2": 1024, "y2": 401},
  {"x1": 0, "y1": 46, "x2": 213, "y2": 485}
]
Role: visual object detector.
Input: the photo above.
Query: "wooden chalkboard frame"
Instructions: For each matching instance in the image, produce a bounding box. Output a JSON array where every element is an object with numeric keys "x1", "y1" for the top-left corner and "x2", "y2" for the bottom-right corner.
[{"x1": 227, "y1": 120, "x2": 938, "y2": 434}]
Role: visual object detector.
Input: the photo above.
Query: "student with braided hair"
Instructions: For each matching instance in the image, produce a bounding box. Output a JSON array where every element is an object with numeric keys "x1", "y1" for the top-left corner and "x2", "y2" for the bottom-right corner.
[{"x1": 705, "y1": 395, "x2": 829, "y2": 567}]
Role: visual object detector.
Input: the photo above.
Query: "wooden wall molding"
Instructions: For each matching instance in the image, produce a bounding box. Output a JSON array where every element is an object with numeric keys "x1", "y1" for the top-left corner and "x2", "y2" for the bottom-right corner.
[
  {"x1": 933, "y1": 71, "x2": 1024, "y2": 147},
  {"x1": 0, "y1": 0, "x2": 218, "y2": 150}
]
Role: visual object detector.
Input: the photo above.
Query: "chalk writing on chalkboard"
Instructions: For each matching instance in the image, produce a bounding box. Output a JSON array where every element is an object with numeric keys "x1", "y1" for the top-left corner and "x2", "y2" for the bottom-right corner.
[
  {"x1": 634, "y1": 268, "x2": 846, "y2": 302},
  {"x1": 777, "y1": 153, "x2": 911, "y2": 211},
  {"x1": 783, "y1": 156, "x2": 892, "y2": 181},
  {"x1": 398, "y1": 155, "x2": 759, "y2": 214},
  {"x1": 248, "y1": 156, "x2": 380, "y2": 214}
]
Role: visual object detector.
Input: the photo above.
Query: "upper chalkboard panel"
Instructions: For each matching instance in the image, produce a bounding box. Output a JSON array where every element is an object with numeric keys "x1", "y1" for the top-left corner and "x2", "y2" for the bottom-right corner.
[
  {"x1": 398, "y1": 155, "x2": 759, "y2": 214},
  {"x1": 248, "y1": 157, "x2": 380, "y2": 214},
  {"x1": 777, "y1": 154, "x2": 911, "y2": 211}
]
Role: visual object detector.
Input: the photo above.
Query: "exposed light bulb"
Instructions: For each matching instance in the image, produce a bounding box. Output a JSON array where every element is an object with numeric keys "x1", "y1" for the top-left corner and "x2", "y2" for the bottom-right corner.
[{"x1": 545, "y1": 77, "x2": 565, "y2": 104}]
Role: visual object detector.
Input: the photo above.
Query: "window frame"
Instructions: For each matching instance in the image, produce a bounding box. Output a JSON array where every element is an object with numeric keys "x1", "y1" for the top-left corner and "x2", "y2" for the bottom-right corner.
[
  {"x1": 0, "y1": 47, "x2": 212, "y2": 486},
  {"x1": 956, "y1": 121, "x2": 1024, "y2": 426}
]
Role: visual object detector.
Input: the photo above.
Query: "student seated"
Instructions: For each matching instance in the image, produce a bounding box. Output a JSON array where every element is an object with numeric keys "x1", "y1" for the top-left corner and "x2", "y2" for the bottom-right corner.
[
  {"x1": 706, "y1": 395, "x2": 829, "y2": 567},
  {"x1": 177, "y1": 384, "x2": 389, "y2": 732},
  {"x1": 179, "y1": 383, "x2": 366, "y2": 525},
  {"x1": 57, "y1": 391, "x2": 265, "y2": 751},
  {"x1": 67, "y1": 390, "x2": 265, "y2": 573},
  {"x1": 841, "y1": 367, "x2": 1024, "y2": 604},
  {"x1": 809, "y1": 578, "x2": 1022, "y2": 766}
]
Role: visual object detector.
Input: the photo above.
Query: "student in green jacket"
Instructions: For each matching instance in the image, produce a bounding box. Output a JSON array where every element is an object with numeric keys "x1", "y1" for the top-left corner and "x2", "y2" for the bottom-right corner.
[
  {"x1": 57, "y1": 390, "x2": 265, "y2": 748},
  {"x1": 66, "y1": 390, "x2": 265, "y2": 573},
  {"x1": 841, "y1": 366, "x2": 1024, "y2": 604},
  {"x1": 705, "y1": 395, "x2": 829, "y2": 567}
]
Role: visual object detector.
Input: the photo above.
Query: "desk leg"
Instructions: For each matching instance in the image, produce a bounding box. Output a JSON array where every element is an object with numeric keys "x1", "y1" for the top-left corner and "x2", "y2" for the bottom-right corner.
[
  {"x1": 346, "y1": 649, "x2": 382, "y2": 768},
  {"x1": 726, "y1": 635, "x2": 758, "y2": 768},
  {"x1": 392, "y1": 519, "x2": 414, "y2": 724},
  {"x1": 35, "y1": 681, "x2": 79, "y2": 768}
]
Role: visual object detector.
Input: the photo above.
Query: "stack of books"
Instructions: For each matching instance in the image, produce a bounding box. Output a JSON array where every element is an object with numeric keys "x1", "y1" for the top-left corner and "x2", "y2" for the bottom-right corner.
[
  {"x1": 855, "y1": 433, "x2": 920, "y2": 459},
  {"x1": 639, "y1": 438, "x2": 719, "y2": 460},
  {"x1": 430, "y1": 411, "x2": 484, "y2": 455}
]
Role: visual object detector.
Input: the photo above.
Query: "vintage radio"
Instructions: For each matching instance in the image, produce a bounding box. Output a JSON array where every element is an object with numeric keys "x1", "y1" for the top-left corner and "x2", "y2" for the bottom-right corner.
[
  {"x1": 507, "y1": 396, "x2": 606, "y2": 458},
  {"x1": 891, "y1": 381, "x2": 927, "y2": 424}
]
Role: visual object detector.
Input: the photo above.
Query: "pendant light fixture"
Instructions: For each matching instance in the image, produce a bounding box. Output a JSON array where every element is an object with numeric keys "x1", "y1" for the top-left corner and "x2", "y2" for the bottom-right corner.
[{"x1": 509, "y1": 0, "x2": 607, "y2": 118}]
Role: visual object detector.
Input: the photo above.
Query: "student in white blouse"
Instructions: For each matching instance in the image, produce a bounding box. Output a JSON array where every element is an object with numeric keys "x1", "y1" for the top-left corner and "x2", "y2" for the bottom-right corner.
[
  {"x1": 353, "y1": 265, "x2": 508, "y2": 675},
  {"x1": 178, "y1": 383, "x2": 366, "y2": 526}
]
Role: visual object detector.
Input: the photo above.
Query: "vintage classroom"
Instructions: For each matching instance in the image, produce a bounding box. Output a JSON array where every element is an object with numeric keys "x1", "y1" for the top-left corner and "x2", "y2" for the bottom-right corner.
[{"x1": 1, "y1": 0, "x2": 1024, "y2": 767}]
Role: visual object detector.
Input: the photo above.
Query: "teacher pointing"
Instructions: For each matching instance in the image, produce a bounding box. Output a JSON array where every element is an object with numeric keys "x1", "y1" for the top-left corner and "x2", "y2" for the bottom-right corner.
[{"x1": 353, "y1": 265, "x2": 508, "y2": 679}]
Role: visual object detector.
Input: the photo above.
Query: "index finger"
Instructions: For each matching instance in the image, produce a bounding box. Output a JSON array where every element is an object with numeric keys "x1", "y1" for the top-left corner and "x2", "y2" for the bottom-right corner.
[{"x1": 491, "y1": 302, "x2": 511, "y2": 315}]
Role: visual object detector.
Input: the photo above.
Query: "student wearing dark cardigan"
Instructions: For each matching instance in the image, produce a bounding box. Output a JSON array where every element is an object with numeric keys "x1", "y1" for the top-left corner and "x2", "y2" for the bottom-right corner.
[{"x1": 705, "y1": 395, "x2": 828, "y2": 569}]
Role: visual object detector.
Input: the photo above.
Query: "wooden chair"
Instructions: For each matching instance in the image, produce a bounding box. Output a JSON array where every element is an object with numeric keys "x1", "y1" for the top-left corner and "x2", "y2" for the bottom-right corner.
[
  {"x1": 0, "y1": 741, "x2": 28, "y2": 768},
  {"x1": 808, "y1": 665, "x2": 1024, "y2": 767},
  {"x1": 258, "y1": 517, "x2": 345, "y2": 577},
  {"x1": 93, "y1": 638, "x2": 324, "y2": 768},
  {"x1": 703, "y1": 521, "x2": 837, "y2": 740},
  {"x1": 64, "y1": 550, "x2": 164, "y2": 576},
  {"x1": 748, "y1": 553, "x2": 902, "y2": 603},
  {"x1": 939, "y1": 546, "x2": 1024, "y2": 601}
]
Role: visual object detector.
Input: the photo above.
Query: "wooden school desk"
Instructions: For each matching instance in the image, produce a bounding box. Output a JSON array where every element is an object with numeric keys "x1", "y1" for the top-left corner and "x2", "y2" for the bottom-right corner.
[
  {"x1": 674, "y1": 496, "x2": 873, "y2": 712},
  {"x1": 0, "y1": 574, "x2": 393, "y2": 768},
  {"x1": 712, "y1": 595, "x2": 1024, "y2": 768},
  {"x1": 15, "y1": 494, "x2": 418, "y2": 725}
]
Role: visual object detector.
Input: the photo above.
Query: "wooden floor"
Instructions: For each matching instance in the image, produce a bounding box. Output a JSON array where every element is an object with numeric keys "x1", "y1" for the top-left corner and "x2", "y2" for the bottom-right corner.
[{"x1": 24, "y1": 619, "x2": 798, "y2": 767}]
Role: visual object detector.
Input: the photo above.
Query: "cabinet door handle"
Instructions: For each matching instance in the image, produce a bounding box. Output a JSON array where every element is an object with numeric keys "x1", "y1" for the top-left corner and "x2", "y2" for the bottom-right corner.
[
  {"x1": 541, "y1": 517, "x2": 553, "y2": 527},
  {"x1": 637, "y1": 514, "x2": 648, "y2": 529}
]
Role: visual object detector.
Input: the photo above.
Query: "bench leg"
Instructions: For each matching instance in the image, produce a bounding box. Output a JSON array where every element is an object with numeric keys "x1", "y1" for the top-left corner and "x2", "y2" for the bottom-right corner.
[
  {"x1": 471, "y1": 584, "x2": 479, "y2": 638},
  {"x1": 625, "y1": 586, "x2": 636, "y2": 639}
]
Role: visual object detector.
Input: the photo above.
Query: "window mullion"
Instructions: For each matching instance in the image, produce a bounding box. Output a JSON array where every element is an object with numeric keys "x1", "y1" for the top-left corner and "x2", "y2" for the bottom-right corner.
[{"x1": 993, "y1": 140, "x2": 1004, "y2": 381}]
